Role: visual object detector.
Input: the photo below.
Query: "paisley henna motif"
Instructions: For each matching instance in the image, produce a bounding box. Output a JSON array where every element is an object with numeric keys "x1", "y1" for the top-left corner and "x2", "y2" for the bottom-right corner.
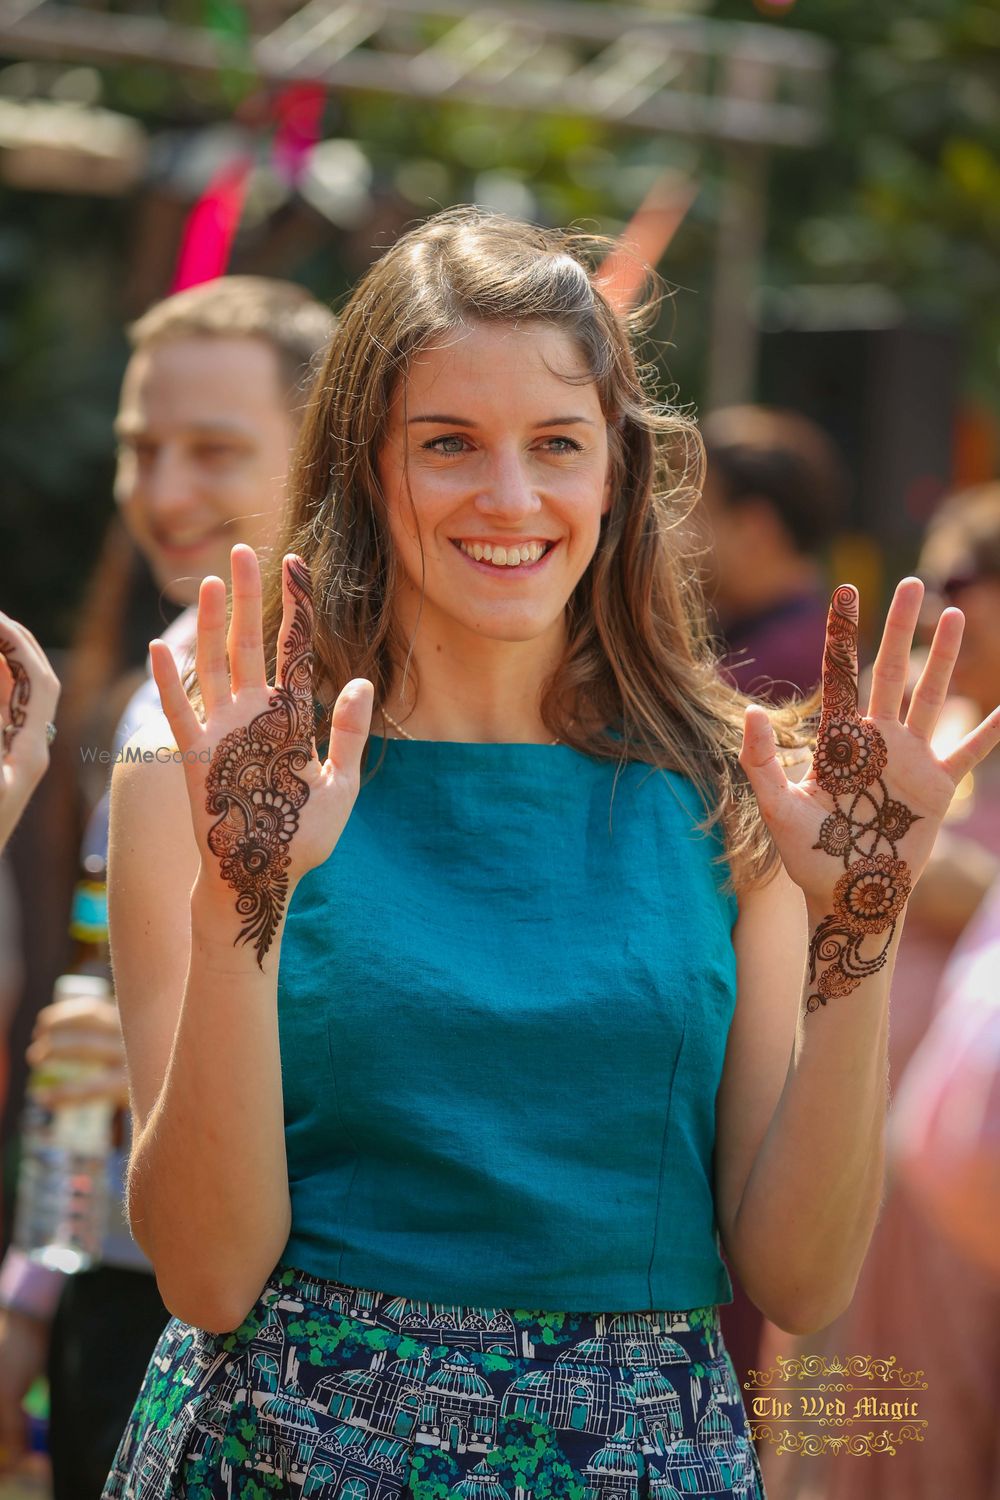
[
  {"x1": 0, "y1": 638, "x2": 31, "y2": 755},
  {"x1": 806, "y1": 589, "x2": 917, "y2": 1014},
  {"x1": 204, "y1": 560, "x2": 314, "y2": 968}
]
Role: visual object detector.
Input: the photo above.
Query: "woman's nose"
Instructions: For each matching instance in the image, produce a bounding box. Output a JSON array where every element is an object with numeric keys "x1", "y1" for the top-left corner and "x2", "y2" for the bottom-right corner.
[{"x1": 474, "y1": 448, "x2": 541, "y2": 516}]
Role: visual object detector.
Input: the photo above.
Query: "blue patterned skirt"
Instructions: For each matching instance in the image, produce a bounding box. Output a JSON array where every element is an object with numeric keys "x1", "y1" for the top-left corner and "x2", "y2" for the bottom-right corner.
[{"x1": 103, "y1": 1262, "x2": 766, "y2": 1499}]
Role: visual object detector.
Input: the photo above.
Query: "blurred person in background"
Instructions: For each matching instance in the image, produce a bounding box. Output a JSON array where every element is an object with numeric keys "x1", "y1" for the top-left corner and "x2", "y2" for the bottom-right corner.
[
  {"x1": 890, "y1": 868, "x2": 1000, "y2": 1281},
  {"x1": 0, "y1": 520, "x2": 187, "y2": 1131},
  {"x1": 759, "y1": 481, "x2": 1000, "y2": 1500},
  {"x1": 697, "y1": 405, "x2": 849, "y2": 702},
  {"x1": 693, "y1": 406, "x2": 848, "y2": 1406},
  {"x1": 0, "y1": 275, "x2": 335, "y2": 1496},
  {"x1": 0, "y1": 616, "x2": 61, "y2": 1160}
]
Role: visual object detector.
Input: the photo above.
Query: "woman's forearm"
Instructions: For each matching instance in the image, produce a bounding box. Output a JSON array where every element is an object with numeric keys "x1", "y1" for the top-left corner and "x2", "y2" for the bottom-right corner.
[
  {"x1": 729, "y1": 902, "x2": 901, "y2": 1335},
  {"x1": 127, "y1": 877, "x2": 292, "y2": 1333}
]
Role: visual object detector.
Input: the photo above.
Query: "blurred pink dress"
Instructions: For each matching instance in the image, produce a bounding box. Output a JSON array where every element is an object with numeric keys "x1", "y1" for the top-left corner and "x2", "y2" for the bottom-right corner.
[{"x1": 758, "y1": 760, "x2": 1000, "y2": 1500}]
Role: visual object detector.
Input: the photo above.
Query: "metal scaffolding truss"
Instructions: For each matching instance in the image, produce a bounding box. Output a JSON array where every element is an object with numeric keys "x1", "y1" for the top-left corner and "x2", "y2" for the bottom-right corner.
[{"x1": 0, "y1": 0, "x2": 830, "y2": 146}]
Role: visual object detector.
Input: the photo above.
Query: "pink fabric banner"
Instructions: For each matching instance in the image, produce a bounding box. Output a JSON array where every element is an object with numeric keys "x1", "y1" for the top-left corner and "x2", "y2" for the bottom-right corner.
[{"x1": 170, "y1": 154, "x2": 253, "y2": 292}]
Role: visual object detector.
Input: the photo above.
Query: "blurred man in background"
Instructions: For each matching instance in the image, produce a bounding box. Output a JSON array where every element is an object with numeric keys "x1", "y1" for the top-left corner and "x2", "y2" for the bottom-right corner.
[
  {"x1": 0, "y1": 275, "x2": 335, "y2": 1497},
  {"x1": 697, "y1": 404, "x2": 849, "y2": 701}
]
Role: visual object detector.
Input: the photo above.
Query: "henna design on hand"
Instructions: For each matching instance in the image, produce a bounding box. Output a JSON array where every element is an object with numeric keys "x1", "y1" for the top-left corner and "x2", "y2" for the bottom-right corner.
[
  {"x1": 204, "y1": 559, "x2": 314, "y2": 968},
  {"x1": 0, "y1": 638, "x2": 31, "y2": 755},
  {"x1": 806, "y1": 586, "x2": 917, "y2": 1014}
]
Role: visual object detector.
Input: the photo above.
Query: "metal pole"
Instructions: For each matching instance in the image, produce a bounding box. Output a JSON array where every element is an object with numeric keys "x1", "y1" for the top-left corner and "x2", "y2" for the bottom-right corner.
[{"x1": 706, "y1": 139, "x2": 769, "y2": 410}]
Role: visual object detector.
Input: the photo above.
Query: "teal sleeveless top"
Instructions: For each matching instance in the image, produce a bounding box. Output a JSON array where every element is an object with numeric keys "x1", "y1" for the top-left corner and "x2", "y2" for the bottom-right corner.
[{"x1": 277, "y1": 736, "x2": 738, "y2": 1311}]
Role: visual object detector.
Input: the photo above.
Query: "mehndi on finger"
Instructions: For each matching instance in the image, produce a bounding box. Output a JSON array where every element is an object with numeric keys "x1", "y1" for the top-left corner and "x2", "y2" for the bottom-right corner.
[{"x1": 805, "y1": 587, "x2": 918, "y2": 1014}]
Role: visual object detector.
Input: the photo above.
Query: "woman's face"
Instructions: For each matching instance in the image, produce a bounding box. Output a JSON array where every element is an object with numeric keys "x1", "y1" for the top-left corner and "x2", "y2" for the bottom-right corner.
[{"x1": 376, "y1": 320, "x2": 612, "y2": 649}]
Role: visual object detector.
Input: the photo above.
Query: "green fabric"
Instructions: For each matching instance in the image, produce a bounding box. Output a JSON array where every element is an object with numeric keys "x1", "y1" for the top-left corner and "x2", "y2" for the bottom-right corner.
[{"x1": 278, "y1": 736, "x2": 738, "y2": 1311}]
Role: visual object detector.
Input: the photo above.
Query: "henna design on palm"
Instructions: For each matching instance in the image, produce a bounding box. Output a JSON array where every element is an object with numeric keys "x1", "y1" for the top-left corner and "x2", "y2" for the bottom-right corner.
[
  {"x1": 204, "y1": 559, "x2": 315, "y2": 968},
  {"x1": 0, "y1": 637, "x2": 30, "y2": 755},
  {"x1": 806, "y1": 586, "x2": 917, "y2": 1013}
]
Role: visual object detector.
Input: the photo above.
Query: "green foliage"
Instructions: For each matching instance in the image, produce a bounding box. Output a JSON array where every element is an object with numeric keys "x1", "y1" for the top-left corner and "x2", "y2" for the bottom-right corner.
[{"x1": 709, "y1": 0, "x2": 1000, "y2": 398}]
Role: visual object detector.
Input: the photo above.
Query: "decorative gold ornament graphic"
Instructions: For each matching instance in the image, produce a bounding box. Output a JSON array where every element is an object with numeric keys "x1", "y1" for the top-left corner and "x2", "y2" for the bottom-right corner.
[
  {"x1": 745, "y1": 1354, "x2": 929, "y2": 1454},
  {"x1": 750, "y1": 1427, "x2": 927, "y2": 1457}
]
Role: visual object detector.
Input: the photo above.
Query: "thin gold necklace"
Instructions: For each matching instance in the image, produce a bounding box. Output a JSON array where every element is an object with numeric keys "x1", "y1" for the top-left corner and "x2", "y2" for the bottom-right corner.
[{"x1": 381, "y1": 708, "x2": 560, "y2": 747}]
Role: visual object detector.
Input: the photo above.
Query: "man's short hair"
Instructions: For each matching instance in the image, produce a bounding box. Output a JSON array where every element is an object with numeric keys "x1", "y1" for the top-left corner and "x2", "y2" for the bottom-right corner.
[
  {"x1": 702, "y1": 405, "x2": 849, "y2": 555},
  {"x1": 127, "y1": 276, "x2": 336, "y2": 401}
]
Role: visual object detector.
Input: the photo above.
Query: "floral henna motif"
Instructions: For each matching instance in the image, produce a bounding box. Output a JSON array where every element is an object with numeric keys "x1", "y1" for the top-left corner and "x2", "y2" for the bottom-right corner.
[
  {"x1": 204, "y1": 560, "x2": 315, "y2": 968},
  {"x1": 814, "y1": 717, "x2": 888, "y2": 796},
  {"x1": 832, "y1": 854, "x2": 910, "y2": 934},
  {"x1": 805, "y1": 588, "x2": 917, "y2": 1014},
  {"x1": 0, "y1": 638, "x2": 31, "y2": 755}
]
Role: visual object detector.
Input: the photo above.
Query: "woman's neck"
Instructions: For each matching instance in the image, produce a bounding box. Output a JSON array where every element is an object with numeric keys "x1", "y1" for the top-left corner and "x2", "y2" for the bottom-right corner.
[{"x1": 382, "y1": 630, "x2": 566, "y2": 743}]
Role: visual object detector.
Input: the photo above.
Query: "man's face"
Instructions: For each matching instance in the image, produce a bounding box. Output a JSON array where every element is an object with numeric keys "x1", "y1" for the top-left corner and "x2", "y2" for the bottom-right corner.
[{"x1": 114, "y1": 335, "x2": 296, "y2": 605}]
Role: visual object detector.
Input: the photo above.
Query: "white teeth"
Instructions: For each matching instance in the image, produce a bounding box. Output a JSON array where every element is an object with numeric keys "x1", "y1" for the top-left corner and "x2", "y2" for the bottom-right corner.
[{"x1": 458, "y1": 541, "x2": 547, "y2": 567}]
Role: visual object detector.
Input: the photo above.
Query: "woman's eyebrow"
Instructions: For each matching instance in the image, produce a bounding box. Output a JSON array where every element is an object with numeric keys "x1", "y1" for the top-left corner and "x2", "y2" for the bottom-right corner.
[{"x1": 406, "y1": 414, "x2": 595, "y2": 427}]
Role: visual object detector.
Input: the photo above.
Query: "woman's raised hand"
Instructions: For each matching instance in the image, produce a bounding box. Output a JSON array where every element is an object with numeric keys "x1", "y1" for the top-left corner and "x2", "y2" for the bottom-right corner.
[
  {"x1": 150, "y1": 544, "x2": 373, "y2": 969},
  {"x1": 738, "y1": 578, "x2": 1000, "y2": 1012}
]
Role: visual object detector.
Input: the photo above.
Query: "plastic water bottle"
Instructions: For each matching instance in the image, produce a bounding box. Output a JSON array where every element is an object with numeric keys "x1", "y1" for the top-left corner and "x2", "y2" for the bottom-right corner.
[{"x1": 11, "y1": 971, "x2": 116, "y2": 1274}]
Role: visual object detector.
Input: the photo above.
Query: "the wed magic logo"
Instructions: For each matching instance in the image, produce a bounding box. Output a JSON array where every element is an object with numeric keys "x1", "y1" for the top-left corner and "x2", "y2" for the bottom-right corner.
[{"x1": 744, "y1": 1354, "x2": 928, "y2": 1457}]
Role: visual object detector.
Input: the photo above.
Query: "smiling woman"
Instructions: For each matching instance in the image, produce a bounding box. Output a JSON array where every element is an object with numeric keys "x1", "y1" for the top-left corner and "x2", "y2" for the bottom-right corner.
[{"x1": 102, "y1": 207, "x2": 1000, "y2": 1500}]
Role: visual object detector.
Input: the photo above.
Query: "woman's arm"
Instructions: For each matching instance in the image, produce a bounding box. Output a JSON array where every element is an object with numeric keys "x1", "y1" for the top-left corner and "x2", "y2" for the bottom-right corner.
[
  {"x1": 110, "y1": 548, "x2": 372, "y2": 1334},
  {"x1": 714, "y1": 578, "x2": 1000, "y2": 1336},
  {"x1": 714, "y1": 864, "x2": 894, "y2": 1335},
  {"x1": 110, "y1": 727, "x2": 293, "y2": 1334}
]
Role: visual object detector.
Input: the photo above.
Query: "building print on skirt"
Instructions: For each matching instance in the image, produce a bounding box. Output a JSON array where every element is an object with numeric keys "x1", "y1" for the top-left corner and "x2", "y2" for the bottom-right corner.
[{"x1": 104, "y1": 1265, "x2": 765, "y2": 1499}]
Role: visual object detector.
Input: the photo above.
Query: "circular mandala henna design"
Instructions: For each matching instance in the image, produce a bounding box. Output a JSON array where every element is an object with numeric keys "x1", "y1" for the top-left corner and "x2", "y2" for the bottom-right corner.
[
  {"x1": 832, "y1": 854, "x2": 911, "y2": 936},
  {"x1": 204, "y1": 561, "x2": 315, "y2": 968},
  {"x1": 0, "y1": 637, "x2": 31, "y2": 755},
  {"x1": 814, "y1": 717, "x2": 888, "y2": 797},
  {"x1": 814, "y1": 810, "x2": 853, "y2": 860}
]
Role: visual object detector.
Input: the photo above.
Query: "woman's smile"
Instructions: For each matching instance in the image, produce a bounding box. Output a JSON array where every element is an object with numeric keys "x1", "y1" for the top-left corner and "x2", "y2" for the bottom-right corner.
[{"x1": 450, "y1": 537, "x2": 559, "y2": 573}]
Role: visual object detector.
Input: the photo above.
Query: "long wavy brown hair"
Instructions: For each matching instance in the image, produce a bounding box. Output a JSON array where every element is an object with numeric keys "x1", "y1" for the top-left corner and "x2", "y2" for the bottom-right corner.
[{"x1": 259, "y1": 205, "x2": 818, "y2": 890}]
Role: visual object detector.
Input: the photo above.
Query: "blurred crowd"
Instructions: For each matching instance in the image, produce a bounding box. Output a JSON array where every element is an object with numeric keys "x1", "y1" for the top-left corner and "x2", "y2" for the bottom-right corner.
[{"x1": 0, "y1": 271, "x2": 998, "y2": 1499}]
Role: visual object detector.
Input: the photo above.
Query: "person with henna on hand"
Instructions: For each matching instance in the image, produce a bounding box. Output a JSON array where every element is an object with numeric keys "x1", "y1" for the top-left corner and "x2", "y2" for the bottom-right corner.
[
  {"x1": 0, "y1": 277, "x2": 335, "y2": 1497},
  {"x1": 0, "y1": 613, "x2": 59, "y2": 1472},
  {"x1": 102, "y1": 208, "x2": 1000, "y2": 1500},
  {"x1": 0, "y1": 614, "x2": 60, "y2": 855}
]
